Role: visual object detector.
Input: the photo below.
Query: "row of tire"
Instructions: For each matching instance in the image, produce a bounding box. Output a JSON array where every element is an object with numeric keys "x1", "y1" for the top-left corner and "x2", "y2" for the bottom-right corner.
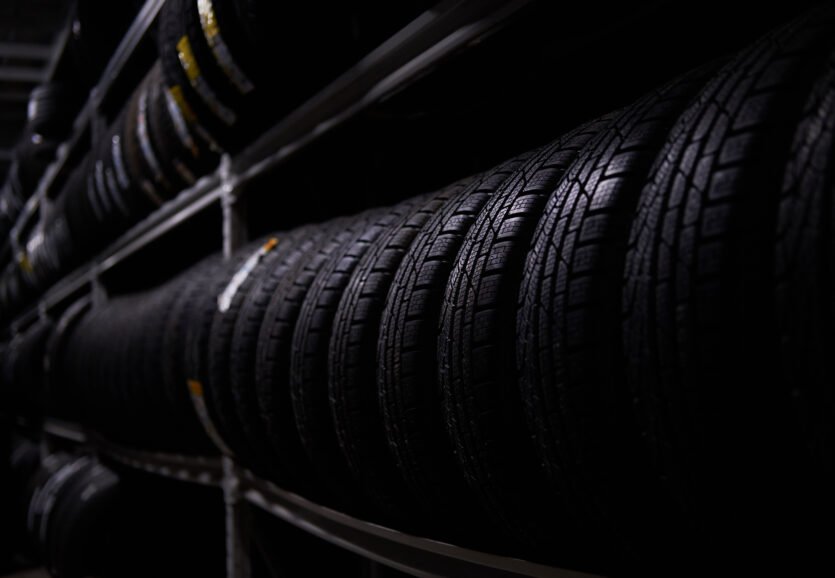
[
  {"x1": 0, "y1": 0, "x2": 146, "y2": 317},
  {"x1": 3, "y1": 437, "x2": 408, "y2": 578},
  {"x1": 0, "y1": 0, "x2": 433, "y2": 321},
  {"x1": 4, "y1": 8, "x2": 835, "y2": 574},
  {"x1": 0, "y1": 84, "x2": 79, "y2": 244},
  {"x1": 0, "y1": 0, "x2": 149, "y2": 250},
  {"x1": 5, "y1": 439, "x2": 225, "y2": 578}
]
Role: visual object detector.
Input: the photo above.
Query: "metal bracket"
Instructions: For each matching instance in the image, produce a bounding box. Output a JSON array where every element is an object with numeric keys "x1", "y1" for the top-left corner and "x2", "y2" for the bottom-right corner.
[
  {"x1": 223, "y1": 456, "x2": 252, "y2": 578},
  {"x1": 89, "y1": 87, "x2": 108, "y2": 154},
  {"x1": 90, "y1": 269, "x2": 108, "y2": 308},
  {"x1": 37, "y1": 301, "x2": 48, "y2": 321},
  {"x1": 220, "y1": 155, "x2": 248, "y2": 258}
]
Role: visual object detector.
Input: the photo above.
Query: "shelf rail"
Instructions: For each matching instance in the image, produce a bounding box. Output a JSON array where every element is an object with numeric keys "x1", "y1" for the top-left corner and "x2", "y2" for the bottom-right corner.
[
  {"x1": 42, "y1": 419, "x2": 602, "y2": 578},
  {"x1": 4, "y1": 0, "x2": 165, "y2": 301},
  {"x1": 5, "y1": 0, "x2": 533, "y2": 334}
]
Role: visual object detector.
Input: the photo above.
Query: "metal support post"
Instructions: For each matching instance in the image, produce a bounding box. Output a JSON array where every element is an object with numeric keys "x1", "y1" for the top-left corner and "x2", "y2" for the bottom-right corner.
[
  {"x1": 223, "y1": 456, "x2": 251, "y2": 578},
  {"x1": 220, "y1": 155, "x2": 248, "y2": 259}
]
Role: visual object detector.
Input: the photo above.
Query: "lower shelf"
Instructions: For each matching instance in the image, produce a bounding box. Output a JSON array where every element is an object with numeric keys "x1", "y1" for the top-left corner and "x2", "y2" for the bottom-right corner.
[
  {"x1": 242, "y1": 471, "x2": 597, "y2": 578},
  {"x1": 40, "y1": 419, "x2": 602, "y2": 578}
]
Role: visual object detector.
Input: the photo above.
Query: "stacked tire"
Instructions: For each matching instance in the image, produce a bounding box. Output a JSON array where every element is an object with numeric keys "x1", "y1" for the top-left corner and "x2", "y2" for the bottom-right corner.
[
  {"x1": 4, "y1": 6, "x2": 835, "y2": 576},
  {"x1": 1, "y1": 1, "x2": 438, "y2": 321},
  {"x1": 155, "y1": 0, "x2": 434, "y2": 152},
  {"x1": 13, "y1": 450, "x2": 225, "y2": 578},
  {"x1": 0, "y1": 0, "x2": 145, "y2": 255},
  {"x1": 0, "y1": 318, "x2": 54, "y2": 421}
]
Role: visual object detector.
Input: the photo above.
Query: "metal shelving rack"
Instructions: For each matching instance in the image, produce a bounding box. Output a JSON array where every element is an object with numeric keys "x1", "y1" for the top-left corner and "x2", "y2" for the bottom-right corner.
[
  {"x1": 7, "y1": 1, "x2": 603, "y2": 576},
  {"x1": 7, "y1": 0, "x2": 534, "y2": 334},
  {"x1": 42, "y1": 419, "x2": 599, "y2": 578}
]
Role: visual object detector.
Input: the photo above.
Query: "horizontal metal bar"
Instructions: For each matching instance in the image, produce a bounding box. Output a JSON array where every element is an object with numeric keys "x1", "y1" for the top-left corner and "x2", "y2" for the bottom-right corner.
[
  {"x1": 24, "y1": 175, "x2": 220, "y2": 315},
  {"x1": 9, "y1": 194, "x2": 39, "y2": 243},
  {"x1": 91, "y1": 0, "x2": 165, "y2": 109},
  {"x1": 98, "y1": 174, "x2": 223, "y2": 273},
  {"x1": 43, "y1": 418, "x2": 87, "y2": 443},
  {"x1": 5, "y1": 0, "x2": 163, "y2": 250},
  {"x1": 233, "y1": 0, "x2": 532, "y2": 181},
  {"x1": 5, "y1": 0, "x2": 530, "y2": 331},
  {"x1": 0, "y1": 42, "x2": 52, "y2": 60},
  {"x1": 36, "y1": 421, "x2": 600, "y2": 576},
  {"x1": 100, "y1": 446, "x2": 224, "y2": 487},
  {"x1": 0, "y1": 65, "x2": 44, "y2": 83},
  {"x1": 43, "y1": 419, "x2": 223, "y2": 490},
  {"x1": 242, "y1": 472, "x2": 601, "y2": 578},
  {"x1": 43, "y1": 16, "x2": 72, "y2": 82}
]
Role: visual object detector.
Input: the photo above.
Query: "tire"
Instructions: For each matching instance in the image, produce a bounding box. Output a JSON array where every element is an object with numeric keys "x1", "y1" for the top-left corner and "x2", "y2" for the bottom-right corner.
[
  {"x1": 44, "y1": 462, "x2": 119, "y2": 578},
  {"x1": 182, "y1": 0, "x2": 250, "y2": 109},
  {"x1": 27, "y1": 83, "x2": 76, "y2": 139},
  {"x1": 24, "y1": 454, "x2": 72, "y2": 558},
  {"x1": 158, "y1": 0, "x2": 238, "y2": 150},
  {"x1": 63, "y1": 159, "x2": 102, "y2": 256},
  {"x1": 84, "y1": 156, "x2": 119, "y2": 233},
  {"x1": 621, "y1": 8, "x2": 835, "y2": 565},
  {"x1": 377, "y1": 158, "x2": 528, "y2": 533},
  {"x1": 775, "y1": 47, "x2": 835, "y2": 479},
  {"x1": 515, "y1": 66, "x2": 717, "y2": 564},
  {"x1": 107, "y1": 294, "x2": 153, "y2": 445},
  {"x1": 228, "y1": 227, "x2": 331, "y2": 484},
  {"x1": 256, "y1": 213, "x2": 372, "y2": 507},
  {"x1": 44, "y1": 297, "x2": 91, "y2": 421},
  {"x1": 135, "y1": 281, "x2": 198, "y2": 451},
  {"x1": 180, "y1": 0, "x2": 275, "y2": 153},
  {"x1": 128, "y1": 76, "x2": 179, "y2": 202},
  {"x1": 86, "y1": 161, "x2": 125, "y2": 244},
  {"x1": 144, "y1": 64, "x2": 196, "y2": 191},
  {"x1": 8, "y1": 438, "x2": 40, "y2": 559},
  {"x1": 327, "y1": 183, "x2": 474, "y2": 525},
  {"x1": 183, "y1": 236, "x2": 277, "y2": 453},
  {"x1": 206, "y1": 228, "x2": 315, "y2": 466},
  {"x1": 30, "y1": 457, "x2": 92, "y2": 560},
  {"x1": 146, "y1": 63, "x2": 217, "y2": 184},
  {"x1": 123, "y1": 91, "x2": 167, "y2": 210},
  {"x1": 100, "y1": 110, "x2": 159, "y2": 224},
  {"x1": 162, "y1": 254, "x2": 226, "y2": 453},
  {"x1": 203, "y1": 0, "x2": 260, "y2": 90},
  {"x1": 6, "y1": 319, "x2": 54, "y2": 418},
  {"x1": 437, "y1": 118, "x2": 609, "y2": 556},
  {"x1": 289, "y1": 196, "x2": 430, "y2": 519}
]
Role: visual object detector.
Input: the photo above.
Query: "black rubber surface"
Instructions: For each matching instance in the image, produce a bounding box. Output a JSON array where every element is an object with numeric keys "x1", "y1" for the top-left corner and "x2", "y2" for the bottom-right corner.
[
  {"x1": 44, "y1": 298, "x2": 91, "y2": 421},
  {"x1": 256, "y1": 213, "x2": 373, "y2": 508},
  {"x1": 377, "y1": 160, "x2": 525, "y2": 532},
  {"x1": 157, "y1": 0, "x2": 233, "y2": 151},
  {"x1": 207, "y1": 230, "x2": 315, "y2": 466},
  {"x1": 183, "y1": 236, "x2": 276, "y2": 451},
  {"x1": 621, "y1": 8, "x2": 835, "y2": 565},
  {"x1": 775, "y1": 46, "x2": 835, "y2": 479},
  {"x1": 228, "y1": 226, "x2": 331, "y2": 483},
  {"x1": 515, "y1": 67, "x2": 717, "y2": 562},
  {"x1": 162, "y1": 254, "x2": 226, "y2": 452},
  {"x1": 437, "y1": 118, "x2": 609, "y2": 556},
  {"x1": 290, "y1": 195, "x2": 430, "y2": 520}
]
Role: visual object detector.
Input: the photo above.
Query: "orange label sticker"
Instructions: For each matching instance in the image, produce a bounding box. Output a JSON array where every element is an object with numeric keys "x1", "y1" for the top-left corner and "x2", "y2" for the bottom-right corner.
[
  {"x1": 263, "y1": 237, "x2": 279, "y2": 252},
  {"x1": 187, "y1": 379, "x2": 204, "y2": 397}
]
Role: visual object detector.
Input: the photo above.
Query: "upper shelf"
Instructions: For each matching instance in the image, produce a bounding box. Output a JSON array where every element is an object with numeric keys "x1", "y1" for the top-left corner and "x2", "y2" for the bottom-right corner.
[
  {"x1": 6, "y1": 0, "x2": 165, "y2": 257},
  {"x1": 7, "y1": 0, "x2": 533, "y2": 333}
]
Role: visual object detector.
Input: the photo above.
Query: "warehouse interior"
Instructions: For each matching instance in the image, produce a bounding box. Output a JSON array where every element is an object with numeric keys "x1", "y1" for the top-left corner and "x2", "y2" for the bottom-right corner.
[{"x1": 1, "y1": 1, "x2": 833, "y2": 577}]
